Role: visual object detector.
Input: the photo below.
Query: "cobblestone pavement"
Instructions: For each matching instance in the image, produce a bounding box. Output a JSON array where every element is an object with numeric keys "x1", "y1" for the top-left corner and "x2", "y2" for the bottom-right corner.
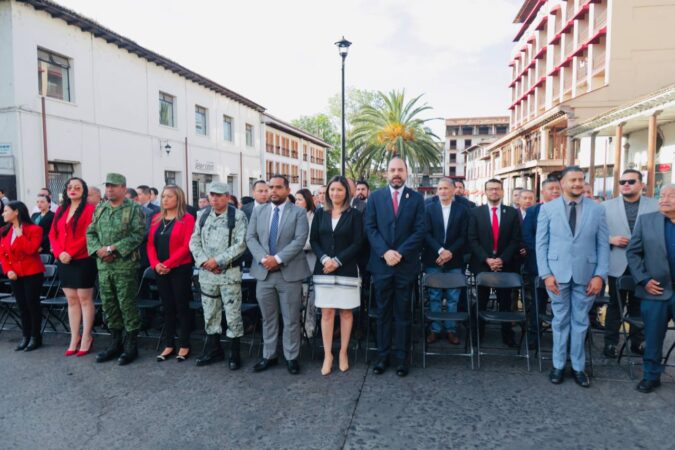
[{"x1": 1, "y1": 328, "x2": 672, "y2": 449}]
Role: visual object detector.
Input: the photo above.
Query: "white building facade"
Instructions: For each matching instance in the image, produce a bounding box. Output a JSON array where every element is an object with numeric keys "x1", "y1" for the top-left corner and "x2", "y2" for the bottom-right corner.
[{"x1": 0, "y1": 0, "x2": 327, "y2": 204}]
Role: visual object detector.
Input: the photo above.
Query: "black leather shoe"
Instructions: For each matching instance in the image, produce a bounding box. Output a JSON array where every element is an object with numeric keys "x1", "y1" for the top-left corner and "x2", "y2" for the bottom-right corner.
[
  {"x1": 287, "y1": 359, "x2": 300, "y2": 375},
  {"x1": 396, "y1": 364, "x2": 409, "y2": 377},
  {"x1": 252, "y1": 357, "x2": 278, "y2": 372},
  {"x1": 549, "y1": 367, "x2": 564, "y2": 384},
  {"x1": 572, "y1": 370, "x2": 590, "y2": 388},
  {"x1": 373, "y1": 358, "x2": 389, "y2": 375},
  {"x1": 15, "y1": 337, "x2": 29, "y2": 351},
  {"x1": 636, "y1": 379, "x2": 661, "y2": 393},
  {"x1": 24, "y1": 336, "x2": 42, "y2": 352}
]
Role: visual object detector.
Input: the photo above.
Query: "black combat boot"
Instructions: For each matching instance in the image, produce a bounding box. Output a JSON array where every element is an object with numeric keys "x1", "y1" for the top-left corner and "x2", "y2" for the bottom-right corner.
[
  {"x1": 118, "y1": 330, "x2": 139, "y2": 365},
  {"x1": 228, "y1": 337, "x2": 241, "y2": 371},
  {"x1": 196, "y1": 334, "x2": 224, "y2": 367},
  {"x1": 96, "y1": 329, "x2": 124, "y2": 363}
]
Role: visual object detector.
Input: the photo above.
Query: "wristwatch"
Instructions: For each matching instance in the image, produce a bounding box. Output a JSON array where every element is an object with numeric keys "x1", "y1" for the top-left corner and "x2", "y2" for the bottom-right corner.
[{"x1": 106, "y1": 246, "x2": 113, "y2": 255}]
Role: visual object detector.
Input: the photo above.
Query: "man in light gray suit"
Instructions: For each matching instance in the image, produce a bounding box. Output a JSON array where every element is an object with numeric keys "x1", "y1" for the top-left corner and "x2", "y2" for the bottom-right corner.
[
  {"x1": 626, "y1": 185, "x2": 675, "y2": 393},
  {"x1": 246, "y1": 174, "x2": 310, "y2": 374},
  {"x1": 537, "y1": 166, "x2": 609, "y2": 388},
  {"x1": 602, "y1": 169, "x2": 659, "y2": 358}
]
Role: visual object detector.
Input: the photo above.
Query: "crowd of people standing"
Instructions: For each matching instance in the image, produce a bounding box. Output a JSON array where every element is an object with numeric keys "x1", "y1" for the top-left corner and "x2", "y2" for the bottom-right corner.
[{"x1": 0, "y1": 160, "x2": 673, "y2": 395}]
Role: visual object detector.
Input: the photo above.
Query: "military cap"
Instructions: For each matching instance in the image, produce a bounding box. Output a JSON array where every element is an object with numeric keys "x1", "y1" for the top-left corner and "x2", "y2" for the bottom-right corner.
[
  {"x1": 208, "y1": 182, "x2": 229, "y2": 195},
  {"x1": 105, "y1": 173, "x2": 126, "y2": 186}
]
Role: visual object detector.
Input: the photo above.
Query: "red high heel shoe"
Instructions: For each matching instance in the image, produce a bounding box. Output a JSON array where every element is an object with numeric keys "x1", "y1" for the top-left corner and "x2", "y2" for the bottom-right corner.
[
  {"x1": 76, "y1": 337, "x2": 94, "y2": 357},
  {"x1": 64, "y1": 338, "x2": 81, "y2": 357}
]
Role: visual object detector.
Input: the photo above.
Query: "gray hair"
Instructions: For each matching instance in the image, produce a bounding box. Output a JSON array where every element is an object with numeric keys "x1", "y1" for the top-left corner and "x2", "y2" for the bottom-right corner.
[
  {"x1": 662, "y1": 184, "x2": 675, "y2": 193},
  {"x1": 89, "y1": 186, "x2": 101, "y2": 194},
  {"x1": 437, "y1": 178, "x2": 456, "y2": 188}
]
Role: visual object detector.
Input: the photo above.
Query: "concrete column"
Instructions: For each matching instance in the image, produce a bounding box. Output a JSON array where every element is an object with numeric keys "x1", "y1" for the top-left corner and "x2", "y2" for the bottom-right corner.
[
  {"x1": 613, "y1": 123, "x2": 624, "y2": 197},
  {"x1": 589, "y1": 132, "x2": 597, "y2": 188},
  {"x1": 647, "y1": 113, "x2": 660, "y2": 197}
]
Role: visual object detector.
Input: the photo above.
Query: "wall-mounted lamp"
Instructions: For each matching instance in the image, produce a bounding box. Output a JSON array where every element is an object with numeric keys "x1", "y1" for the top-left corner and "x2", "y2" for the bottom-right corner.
[{"x1": 161, "y1": 140, "x2": 172, "y2": 156}]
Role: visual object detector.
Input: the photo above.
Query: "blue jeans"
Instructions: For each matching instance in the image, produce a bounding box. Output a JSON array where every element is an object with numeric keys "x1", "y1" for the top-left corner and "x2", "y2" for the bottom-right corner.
[
  {"x1": 425, "y1": 266, "x2": 462, "y2": 334},
  {"x1": 641, "y1": 293, "x2": 675, "y2": 381}
]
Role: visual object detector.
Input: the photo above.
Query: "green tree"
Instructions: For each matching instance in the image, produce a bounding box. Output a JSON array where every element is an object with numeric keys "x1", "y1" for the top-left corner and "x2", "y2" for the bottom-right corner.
[
  {"x1": 350, "y1": 90, "x2": 441, "y2": 179},
  {"x1": 291, "y1": 114, "x2": 341, "y2": 179}
]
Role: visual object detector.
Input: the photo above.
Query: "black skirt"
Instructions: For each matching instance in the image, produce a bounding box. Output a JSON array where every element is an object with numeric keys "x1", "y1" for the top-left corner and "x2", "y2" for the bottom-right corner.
[{"x1": 57, "y1": 257, "x2": 97, "y2": 289}]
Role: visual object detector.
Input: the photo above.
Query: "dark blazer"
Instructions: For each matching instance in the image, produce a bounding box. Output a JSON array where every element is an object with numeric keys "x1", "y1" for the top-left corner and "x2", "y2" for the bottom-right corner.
[
  {"x1": 422, "y1": 200, "x2": 468, "y2": 269},
  {"x1": 455, "y1": 195, "x2": 476, "y2": 209},
  {"x1": 521, "y1": 203, "x2": 542, "y2": 275},
  {"x1": 242, "y1": 201, "x2": 254, "y2": 221},
  {"x1": 364, "y1": 186, "x2": 426, "y2": 280},
  {"x1": 627, "y1": 211, "x2": 674, "y2": 300},
  {"x1": 310, "y1": 207, "x2": 363, "y2": 277},
  {"x1": 30, "y1": 211, "x2": 54, "y2": 253},
  {"x1": 468, "y1": 203, "x2": 521, "y2": 273},
  {"x1": 0, "y1": 224, "x2": 45, "y2": 277},
  {"x1": 351, "y1": 198, "x2": 367, "y2": 214}
]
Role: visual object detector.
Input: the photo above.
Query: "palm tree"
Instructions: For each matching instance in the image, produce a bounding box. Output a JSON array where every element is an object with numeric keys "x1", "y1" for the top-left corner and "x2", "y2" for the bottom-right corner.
[{"x1": 349, "y1": 90, "x2": 441, "y2": 179}]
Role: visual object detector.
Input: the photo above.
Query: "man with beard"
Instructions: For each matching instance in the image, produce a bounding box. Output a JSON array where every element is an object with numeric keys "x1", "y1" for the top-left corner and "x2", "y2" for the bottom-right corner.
[{"x1": 365, "y1": 157, "x2": 426, "y2": 377}]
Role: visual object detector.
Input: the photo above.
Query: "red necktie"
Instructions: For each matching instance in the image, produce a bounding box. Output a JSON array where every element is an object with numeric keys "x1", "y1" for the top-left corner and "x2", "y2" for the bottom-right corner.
[
  {"x1": 491, "y1": 207, "x2": 499, "y2": 254},
  {"x1": 392, "y1": 190, "x2": 399, "y2": 216}
]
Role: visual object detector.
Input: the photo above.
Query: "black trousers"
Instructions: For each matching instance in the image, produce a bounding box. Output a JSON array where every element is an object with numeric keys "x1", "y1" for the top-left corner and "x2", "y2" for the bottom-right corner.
[
  {"x1": 12, "y1": 273, "x2": 44, "y2": 338},
  {"x1": 155, "y1": 264, "x2": 193, "y2": 348},
  {"x1": 525, "y1": 275, "x2": 548, "y2": 340},
  {"x1": 605, "y1": 274, "x2": 643, "y2": 347},
  {"x1": 373, "y1": 274, "x2": 414, "y2": 362},
  {"x1": 477, "y1": 285, "x2": 513, "y2": 339}
]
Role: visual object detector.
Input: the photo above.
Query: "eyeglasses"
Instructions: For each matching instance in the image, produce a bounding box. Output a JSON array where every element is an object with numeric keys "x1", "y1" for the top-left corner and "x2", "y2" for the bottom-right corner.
[{"x1": 619, "y1": 179, "x2": 638, "y2": 185}]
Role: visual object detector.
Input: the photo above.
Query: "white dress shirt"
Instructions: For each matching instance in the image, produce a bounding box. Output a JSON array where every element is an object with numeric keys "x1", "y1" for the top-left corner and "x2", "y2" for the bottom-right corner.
[
  {"x1": 438, "y1": 200, "x2": 452, "y2": 254},
  {"x1": 488, "y1": 202, "x2": 502, "y2": 227}
]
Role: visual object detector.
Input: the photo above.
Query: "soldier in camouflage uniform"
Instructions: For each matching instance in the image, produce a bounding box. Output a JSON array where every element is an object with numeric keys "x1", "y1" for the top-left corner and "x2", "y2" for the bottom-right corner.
[
  {"x1": 189, "y1": 182, "x2": 248, "y2": 370},
  {"x1": 86, "y1": 173, "x2": 146, "y2": 366}
]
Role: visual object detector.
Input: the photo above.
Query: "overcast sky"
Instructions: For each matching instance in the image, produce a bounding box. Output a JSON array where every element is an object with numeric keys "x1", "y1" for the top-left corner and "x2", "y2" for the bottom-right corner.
[{"x1": 57, "y1": 0, "x2": 521, "y2": 136}]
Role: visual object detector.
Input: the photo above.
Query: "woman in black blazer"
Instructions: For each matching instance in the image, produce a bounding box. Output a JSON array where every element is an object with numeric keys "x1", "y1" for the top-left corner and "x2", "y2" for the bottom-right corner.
[
  {"x1": 310, "y1": 176, "x2": 363, "y2": 376},
  {"x1": 30, "y1": 195, "x2": 54, "y2": 254}
]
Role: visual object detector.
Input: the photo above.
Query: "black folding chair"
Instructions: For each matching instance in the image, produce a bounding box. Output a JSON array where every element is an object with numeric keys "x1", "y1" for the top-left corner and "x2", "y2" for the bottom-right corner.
[
  {"x1": 475, "y1": 272, "x2": 530, "y2": 370},
  {"x1": 420, "y1": 272, "x2": 473, "y2": 369},
  {"x1": 614, "y1": 276, "x2": 643, "y2": 379},
  {"x1": 39, "y1": 264, "x2": 64, "y2": 334},
  {"x1": 136, "y1": 267, "x2": 163, "y2": 349}
]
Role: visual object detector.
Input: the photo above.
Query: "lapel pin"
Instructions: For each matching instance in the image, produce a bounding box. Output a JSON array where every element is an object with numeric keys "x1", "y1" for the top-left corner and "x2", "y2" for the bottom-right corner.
[{"x1": 405, "y1": 193, "x2": 409, "y2": 199}]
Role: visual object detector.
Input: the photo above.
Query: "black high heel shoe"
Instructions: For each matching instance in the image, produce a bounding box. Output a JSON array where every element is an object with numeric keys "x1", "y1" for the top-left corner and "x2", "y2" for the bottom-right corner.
[{"x1": 15, "y1": 337, "x2": 29, "y2": 351}]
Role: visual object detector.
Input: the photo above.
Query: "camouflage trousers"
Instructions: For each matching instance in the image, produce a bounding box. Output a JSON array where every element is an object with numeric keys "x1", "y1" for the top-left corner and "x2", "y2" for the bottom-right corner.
[
  {"x1": 200, "y1": 282, "x2": 243, "y2": 338},
  {"x1": 99, "y1": 269, "x2": 140, "y2": 332}
]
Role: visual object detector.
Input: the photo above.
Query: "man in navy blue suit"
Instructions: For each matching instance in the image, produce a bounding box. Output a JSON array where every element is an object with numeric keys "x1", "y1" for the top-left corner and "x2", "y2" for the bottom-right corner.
[
  {"x1": 365, "y1": 157, "x2": 426, "y2": 377},
  {"x1": 522, "y1": 178, "x2": 561, "y2": 346},
  {"x1": 422, "y1": 178, "x2": 468, "y2": 345}
]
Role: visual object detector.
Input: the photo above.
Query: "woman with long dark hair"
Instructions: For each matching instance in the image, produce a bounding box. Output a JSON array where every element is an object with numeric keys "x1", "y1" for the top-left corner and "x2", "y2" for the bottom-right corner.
[
  {"x1": 0, "y1": 201, "x2": 45, "y2": 351},
  {"x1": 49, "y1": 177, "x2": 97, "y2": 356},
  {"x1": 147, "y1": 185, "x2": 195, "y2": 361},
  {"x1": 296, "y1": 188, "x2": 317, "y2": 337}
]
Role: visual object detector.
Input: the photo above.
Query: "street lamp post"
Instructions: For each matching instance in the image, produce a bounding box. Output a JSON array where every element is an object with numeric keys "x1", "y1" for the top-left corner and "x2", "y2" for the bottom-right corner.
[{"x1": 335, "y1": 36, "x2": 352, "y2": 177}]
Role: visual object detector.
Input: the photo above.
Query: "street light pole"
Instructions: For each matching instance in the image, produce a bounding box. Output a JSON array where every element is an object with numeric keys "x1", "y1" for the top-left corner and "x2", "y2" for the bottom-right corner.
[{"x1": 335, "y1": 37, "x2": 352, "y2": 177}]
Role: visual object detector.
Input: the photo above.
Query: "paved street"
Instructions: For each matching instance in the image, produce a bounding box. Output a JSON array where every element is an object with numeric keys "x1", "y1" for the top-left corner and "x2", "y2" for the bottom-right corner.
[{"x1": 1, "y1": 329, "x2": 673, "y2": 450}]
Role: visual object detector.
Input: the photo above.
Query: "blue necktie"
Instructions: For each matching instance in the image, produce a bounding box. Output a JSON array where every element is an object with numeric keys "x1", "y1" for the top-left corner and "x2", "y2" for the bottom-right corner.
[{"x1": 269, "y1": 207, "x2": 280, "y2": 255}]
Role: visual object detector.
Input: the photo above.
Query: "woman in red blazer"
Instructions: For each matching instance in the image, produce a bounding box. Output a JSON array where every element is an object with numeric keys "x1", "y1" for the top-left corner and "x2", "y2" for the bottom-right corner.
[
  {"x1": 49, "y1": 177, "x2": 97, "y2": 357},
  {"x1": 0, "y1": 201, "x2": 45, "y2": 351},
  {"x1": 147, "y1": 185, "x2": 195, "y2": 362}
]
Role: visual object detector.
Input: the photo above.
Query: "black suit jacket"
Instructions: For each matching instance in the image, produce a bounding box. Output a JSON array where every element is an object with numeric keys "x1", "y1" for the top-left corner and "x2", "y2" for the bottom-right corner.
[
  {"x1": 468, "y1": 204, "x2": 521, "y2": 273},
  {"x1": 364, "y1": 186, "x2": 426, "y2": 280},
  {"x1": 455, "y1": 195, "x2": 476, "y2": 209},
  {"x1": 31, "y1": 211, "x2": 54, "y2": 253},
  {"x1": 521, "y1": 203, "x2": 542, "y2": 275},
  {"x1": 422, "y1": 200, "x2": 468, "y2": 269},
  {"x1": 310, "y1": 207, "x2": 363, "y2": 277}
]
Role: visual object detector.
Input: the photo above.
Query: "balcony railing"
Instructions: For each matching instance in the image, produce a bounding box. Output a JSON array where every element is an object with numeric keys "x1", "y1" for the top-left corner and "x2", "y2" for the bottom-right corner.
[{"x1": 266, "y1": 144, "x2": 274, "y2": 153}]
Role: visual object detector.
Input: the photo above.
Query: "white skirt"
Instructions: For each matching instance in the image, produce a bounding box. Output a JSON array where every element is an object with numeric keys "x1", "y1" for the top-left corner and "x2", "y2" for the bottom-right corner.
[{"x1": 313, "y1": 275, "x2": 361, "y2": 309}]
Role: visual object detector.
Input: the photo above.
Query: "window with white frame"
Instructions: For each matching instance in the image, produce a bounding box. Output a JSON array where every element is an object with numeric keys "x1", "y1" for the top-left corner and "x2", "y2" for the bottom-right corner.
[
  {"x1": 38, "y1": 48, "x2": 72, "y2": 101},
  {"x1": 159, "y1": 92, "x2": 175, "y2": 127},
  {"x1": 223, "y1": 115, "x2": 233, "y2": 142},
  {"x1": 245, "y1": 124, "x2": 254, "y2": 147},
  {"x1": 195, "y1": 106, "x2": 208, "y2": 135}
]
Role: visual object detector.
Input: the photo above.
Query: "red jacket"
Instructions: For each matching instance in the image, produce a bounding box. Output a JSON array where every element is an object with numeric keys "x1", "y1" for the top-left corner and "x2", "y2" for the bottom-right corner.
[
  {"x1": 0, "y1": 224, "x2": 45, "y2": 277},
  {"x1": 147, "y1": 213, "x2": 195, "y2": 269},
  {"x1": 49, "y1": 203, "x2": 95, "y2": 260}
]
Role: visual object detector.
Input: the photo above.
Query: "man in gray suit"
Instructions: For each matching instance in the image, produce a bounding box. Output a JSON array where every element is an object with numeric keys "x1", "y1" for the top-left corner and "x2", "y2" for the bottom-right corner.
[
  {"x1": 627, "y1": 184, "x2": 675, "y2": 393},
  {"x1": 602, "y1": 169, "x2": 659, "y2": 358},
  {"x1": 246, "y1": 174, "x2": 310, "y2": 374},
  {"x1": 537, "y1": 166, "x2": 610, "y2": 387}
]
